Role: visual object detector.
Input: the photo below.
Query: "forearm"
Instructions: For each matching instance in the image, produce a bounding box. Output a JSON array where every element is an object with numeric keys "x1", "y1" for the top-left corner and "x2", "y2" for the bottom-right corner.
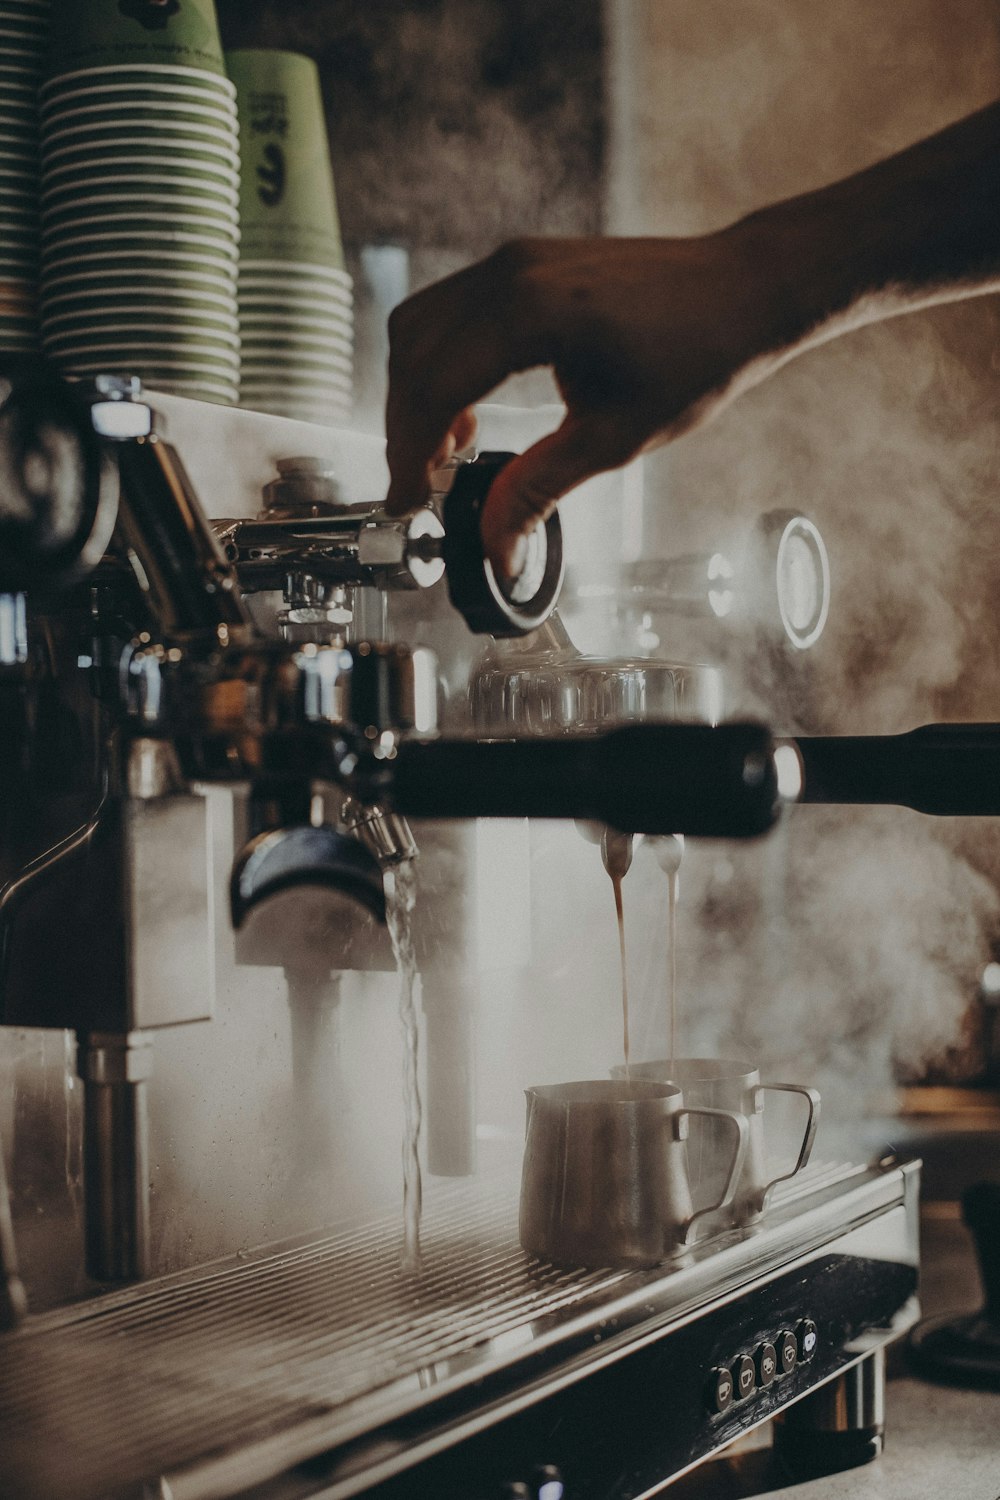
[{"x1": 739, "y1": 100, "x2": 1000, "y2": 359}]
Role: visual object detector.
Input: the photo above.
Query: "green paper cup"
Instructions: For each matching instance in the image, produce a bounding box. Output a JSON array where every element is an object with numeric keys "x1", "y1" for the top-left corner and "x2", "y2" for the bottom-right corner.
[
  {"x1": 40, "y1": 80, "x2": 236, "y2": 125},
  {"x1": 43, "y1": 292, "x2": 238, "y2": 328},
  {"x1": 43, "y1": 269, "x2": 237, "y2": 308},
  {"x1": 43, "y1": 342, "x2": 240, "y2": 377},
  {"x1": 41, "y1": 179, "x2": 242, "y2": 219},
  {"x1": 238, "y1": 257, "x2": 350, "y2": 287},
  {"x1": 41, "y1": 214, "x2": 239, "y2": 250},
  {"x1": 41, "y1": 147, "x2": 241, "y2": 190},
  {"x1": 42, "y1": 117, "x2": 240, "y2": 159},
  {"x1": 42, "y1": 242, "x2": 238, "y2": 280},
  {"x1": 43, "y1": 301, "x2": 238, "y2": 335},
  {"x1": 241, "y1": 355, "x2": 351, "y2": 383},
  {"x1": 239, "y1": 315, "x2": 352, "y2": 346},
  {"x1": 239, "y1": 331, "x2": 352, "y2": 361},
  {"x1": 41, "y1": 92, "x2": 237, "y2": 133},
  {"x1": 47, "y1": 0, "x2": 227, "y2": 80},
  {"x1": 41, "y1": 62, "x2": 236, "y2": 99},
  {"x1": 226, "y1": 49, "x2": 343, "y2": 271}
]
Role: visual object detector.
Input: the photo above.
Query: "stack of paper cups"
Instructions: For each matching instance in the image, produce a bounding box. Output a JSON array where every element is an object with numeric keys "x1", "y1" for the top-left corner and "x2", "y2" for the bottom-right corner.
[
  {"x1": 0, "y1": 0, "x2": 49, "y2": 354},
  {"x1": 228, "y1": 49, "x2": 352, "y2": 426},
  {"x1": 38, "y1": 0, "x2": 240, "y2": 404}
]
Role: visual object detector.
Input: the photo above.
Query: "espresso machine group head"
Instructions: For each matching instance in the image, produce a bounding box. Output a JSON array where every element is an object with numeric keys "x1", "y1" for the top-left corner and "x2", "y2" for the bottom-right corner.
[{"x1": 0, "y1": 362, "x2": 796, "y2": 1296}]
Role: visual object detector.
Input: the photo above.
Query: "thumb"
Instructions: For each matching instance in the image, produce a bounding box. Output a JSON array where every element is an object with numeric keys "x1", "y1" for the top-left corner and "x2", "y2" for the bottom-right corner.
[{"x1": 480, "y1": 417, "x2": 620, "y2": 578}]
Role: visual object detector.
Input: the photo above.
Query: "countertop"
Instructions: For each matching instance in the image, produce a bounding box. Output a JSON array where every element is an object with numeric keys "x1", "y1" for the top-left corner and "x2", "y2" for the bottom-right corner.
[{"x1": 672, "y1": 1210, "x2": 1000, "y2": 1500}]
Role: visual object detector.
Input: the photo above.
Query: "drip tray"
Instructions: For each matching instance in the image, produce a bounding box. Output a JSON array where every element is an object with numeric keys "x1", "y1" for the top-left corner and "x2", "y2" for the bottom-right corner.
[
  {"x1": 1, "y1": 1179, "x2": 626, "y2": 1500},
  {"x1": 0, "y1": 1162, "x2": 899, "y2": 1500}
]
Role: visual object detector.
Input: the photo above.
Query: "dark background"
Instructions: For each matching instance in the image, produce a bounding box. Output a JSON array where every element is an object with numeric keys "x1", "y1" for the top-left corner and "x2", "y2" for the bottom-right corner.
[{"x1": 214, "y1": 0, "x2": 605, "y2": 260}]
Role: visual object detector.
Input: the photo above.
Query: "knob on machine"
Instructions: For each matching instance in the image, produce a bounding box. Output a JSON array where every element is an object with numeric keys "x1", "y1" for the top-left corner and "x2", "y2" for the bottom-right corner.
[
  {"x1": 439, "y1": 451, "x2": 564, "y2": 637},
  {"x1": 0, "y1": 359, "x2": 119, "y2": 595}
]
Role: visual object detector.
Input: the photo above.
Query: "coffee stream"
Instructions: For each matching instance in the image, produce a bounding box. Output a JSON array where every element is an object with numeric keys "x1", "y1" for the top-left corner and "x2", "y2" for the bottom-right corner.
[
  {"x1": 386, "y1": 859, "x2": 422, "y2": 1271},
  {"x1": 612, "y1": 873, "x2": 630, "y2": 1083},
  {"x1": 667, "y1": 866, "x2": 679, "y2": 1071},
  {"x1": 612, "y1": 850, "x2": 681, "y2": 1082}
]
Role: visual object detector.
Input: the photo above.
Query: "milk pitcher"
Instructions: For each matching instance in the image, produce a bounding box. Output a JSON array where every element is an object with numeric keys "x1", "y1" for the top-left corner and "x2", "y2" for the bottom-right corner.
[{"x1": 519, "y1": 1079, "x2": 748, "y2": 1269}]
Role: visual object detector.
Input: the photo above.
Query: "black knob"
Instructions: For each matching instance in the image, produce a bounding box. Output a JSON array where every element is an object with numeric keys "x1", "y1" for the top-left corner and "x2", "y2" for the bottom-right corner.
[
  {"x1": 531, "y1": 1464, "x2": 565, "y2": 1499},
  {"x1": 796, "y1": 1319, "x2": 818, "y2": 1363},
  {"x1": 732, "y1": 1352, "x2": 756, "y2": 1400},
  {"x1": 755, "y1": 1341, "x2": 778, "y2": 1387},
  {"x1": 0, "y1": 358, "x2": 117, "y2": 595},
  {"x1": 441, "y1": 452, "x2": 564, "y2": 637},
  {"x1": 708, "y1": 1365, "x2": 735, "y2": 1413},
  {"x1": 777, "y1": 1329, "x2": 798, "y2": 1375}
]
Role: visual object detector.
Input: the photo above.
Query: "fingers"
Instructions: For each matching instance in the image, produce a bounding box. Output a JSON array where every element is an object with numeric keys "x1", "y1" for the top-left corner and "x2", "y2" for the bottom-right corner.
[
  {"x1": 480, "y1": 416, "x2": 635, "y2": 578},
  {"x1": 384, "y1": 244, "x2": 546, "y2": 516}
]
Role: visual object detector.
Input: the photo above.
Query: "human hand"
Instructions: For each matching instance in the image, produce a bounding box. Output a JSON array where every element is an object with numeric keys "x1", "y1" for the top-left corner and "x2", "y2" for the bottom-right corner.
[{"x1": 384, "y1": 232, "x2": 782, "y2": 576}]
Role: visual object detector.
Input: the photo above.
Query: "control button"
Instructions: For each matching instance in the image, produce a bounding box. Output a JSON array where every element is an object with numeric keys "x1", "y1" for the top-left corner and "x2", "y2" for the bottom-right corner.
[
  {"x1": 777, "y1": 1329, "x2": 798, "y2": 1375},
  {"x1": 532, "y1": 1466, "x2": 565, "y2": 1500},
  {"x1": 797, "y1": 1319, "x2": 818, "y2": 1362},
  {"x1": 733, "y1": 1353, "x2": 756, "y2": 1400},
  {"x1": 708, "y1": 1365, "x2": 735, "y2": 1413},
  {"x1": 755, "y1": 1341, "x2": 778, "y2": 1387}
]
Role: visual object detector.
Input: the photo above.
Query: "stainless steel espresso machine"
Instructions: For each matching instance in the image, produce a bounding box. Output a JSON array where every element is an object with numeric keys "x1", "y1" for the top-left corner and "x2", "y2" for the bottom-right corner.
[{"x1": 0, "y1": 362, "x2": 976, "y2": 1500}]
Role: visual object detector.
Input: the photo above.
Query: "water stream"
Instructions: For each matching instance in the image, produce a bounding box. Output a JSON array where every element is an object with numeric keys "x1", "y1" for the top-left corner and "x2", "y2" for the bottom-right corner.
[{"x1": 385, "y1": 858, "x2": 422, "y2": 1270}]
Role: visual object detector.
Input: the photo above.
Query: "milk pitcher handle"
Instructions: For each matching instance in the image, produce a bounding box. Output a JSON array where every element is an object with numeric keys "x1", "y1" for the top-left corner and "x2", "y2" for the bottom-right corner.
[
  {"x1": 679, "y1": 1107, "x2": 749, "y2": 1245},
  {"x1": 754, "y1": 1083, "x2": 821, "y2": 1212}
]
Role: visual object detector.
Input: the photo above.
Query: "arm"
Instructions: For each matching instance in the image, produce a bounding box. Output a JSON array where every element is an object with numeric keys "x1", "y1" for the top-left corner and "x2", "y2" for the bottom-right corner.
[{"x1": 385, "y1": 102, "x2": 1000, "y2": 576}]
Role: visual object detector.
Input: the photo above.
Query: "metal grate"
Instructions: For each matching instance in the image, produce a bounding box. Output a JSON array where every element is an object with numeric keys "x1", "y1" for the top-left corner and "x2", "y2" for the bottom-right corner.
[
  {"x1": 0, "y1": 1177, "x2": 631, "y2": 1500},
  {"x1": 0, "y1": 1161, "x2": 866, "y2": 1500}
]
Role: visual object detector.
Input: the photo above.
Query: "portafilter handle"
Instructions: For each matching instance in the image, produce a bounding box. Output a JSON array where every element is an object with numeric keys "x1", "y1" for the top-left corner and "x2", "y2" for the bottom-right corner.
[
  {"x1": 791, "y1": 723, "x2": 1000, "y2": 815},
  {"x1": 380, "y1": 721, "x2": 782, "y2": 837}
]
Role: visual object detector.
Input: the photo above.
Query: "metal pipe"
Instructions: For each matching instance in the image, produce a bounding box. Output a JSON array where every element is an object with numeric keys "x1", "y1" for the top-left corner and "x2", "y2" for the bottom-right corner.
[
  {"x1": 77, "y1": 1032, "x2": 154, "y2": 1283},
  {"x1": 114, "y1": 435, "x2": 251, "y2": 639},
  {"x1": 0, "y1": 1119, "x2": 27, "y2": 1330},
  {"x1": 775, "y1": 1349, "x2": 886, "y2": 1474}
]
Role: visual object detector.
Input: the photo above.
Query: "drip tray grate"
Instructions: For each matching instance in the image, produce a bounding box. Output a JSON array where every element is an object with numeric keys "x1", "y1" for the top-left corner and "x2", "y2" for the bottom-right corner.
[{"x1": 0, "y1": 1178, "x2": 629, "y2": 1500}]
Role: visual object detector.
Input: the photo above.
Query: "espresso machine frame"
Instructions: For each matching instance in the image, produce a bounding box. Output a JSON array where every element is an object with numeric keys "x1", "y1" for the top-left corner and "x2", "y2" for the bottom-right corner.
[{"x1": 0, "y1": 374, "x2": 936, "y2": 1500}]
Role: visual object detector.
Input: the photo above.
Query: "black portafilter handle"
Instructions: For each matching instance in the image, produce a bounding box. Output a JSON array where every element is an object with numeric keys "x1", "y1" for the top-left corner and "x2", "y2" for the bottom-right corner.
[
  {"x1": 793, "y1": 723, "x2": 1000, "y2": 816},
  {"x1": 440, "y1": 451, "x2": 564, "y2": 636},
  {"x1": 385, "y1": 721, "x2": 780, "y2": 837}
]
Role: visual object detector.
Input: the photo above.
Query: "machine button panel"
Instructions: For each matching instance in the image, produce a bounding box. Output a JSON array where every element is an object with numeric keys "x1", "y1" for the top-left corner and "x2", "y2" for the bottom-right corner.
[
  {"x1": 709, "y1": 1365, "x2": 735, "y2": 1413},
  {"x1": 797, "y1": 1319, "x2": 819, "y2": 1362},
  {"x1": 755, "y1": 1341, "x2": 778, "y2": 1387},
  {"x1": 708, "y1": 1320, "x2": 815, "y2": 1414},
  {"x1": 778, "y1": 1329, "x2": 798, "y2": 1375},
  {"x1": 732, "y1": 1353, "x2": 757, "y2": 1400}
]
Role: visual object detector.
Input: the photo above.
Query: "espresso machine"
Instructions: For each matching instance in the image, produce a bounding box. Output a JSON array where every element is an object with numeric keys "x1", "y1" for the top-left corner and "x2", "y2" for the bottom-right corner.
[{"x1": 0, "y1": 361, "x2": 980, "y2": 1500}]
